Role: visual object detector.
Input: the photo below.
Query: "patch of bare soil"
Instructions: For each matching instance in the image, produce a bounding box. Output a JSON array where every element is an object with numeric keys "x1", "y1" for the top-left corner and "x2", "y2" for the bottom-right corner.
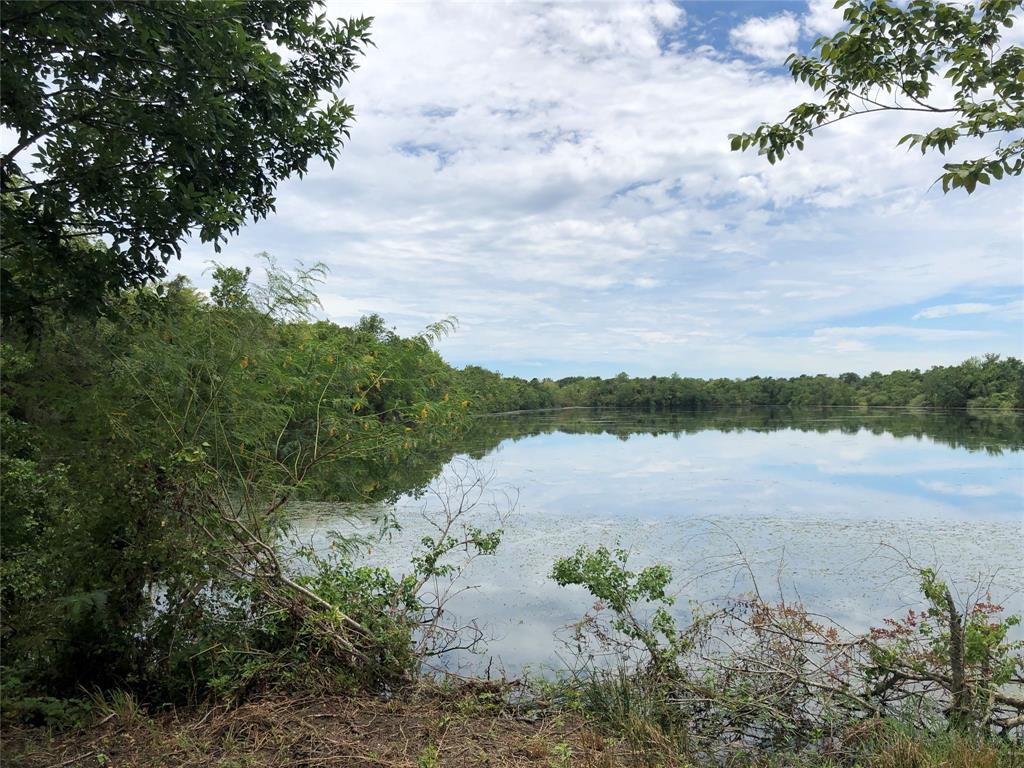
[{"x1": 6, "y1": 685, "x2": 611, "y2": 768}]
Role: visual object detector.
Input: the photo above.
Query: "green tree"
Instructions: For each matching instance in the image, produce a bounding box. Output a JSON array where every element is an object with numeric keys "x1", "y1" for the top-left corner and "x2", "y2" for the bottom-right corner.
[
  {"x1": 0, "y1": 263, "x2": 477, "y2": 705},
  {"x1": 209, "y1": 265, "x2": 253, "y2": 310},
  {"x1": 730, "y1": 0, "x2": 1023, "y2": 193},
  {"x1": 0, "y1": 0, "x2": 372, "y2": 321}
]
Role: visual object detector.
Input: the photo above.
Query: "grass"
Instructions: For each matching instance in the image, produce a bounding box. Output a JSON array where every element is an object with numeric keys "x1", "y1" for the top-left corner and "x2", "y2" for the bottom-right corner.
[
  {"x1": 544, "y1": 665, "x2": 1024, "y2": 768},
  {"x1": 4, "y1": 682, "x2": 1021, "y2": 768},
  {"x1": 4, "y1": 683, "x2": 607, "y2": 768},
  {"x1": 863, "y1": 726, "x2": 1023, "y2": 768}
]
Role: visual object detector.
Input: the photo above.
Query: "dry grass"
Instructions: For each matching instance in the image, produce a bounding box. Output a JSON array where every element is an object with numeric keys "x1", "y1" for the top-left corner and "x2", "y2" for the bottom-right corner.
[
  {"x1": 5, "y1": 684, "x2": 610, "y2": 768},
  {"x1": 867, "y1": 730, "x2": 1021, "y2": 768},
  {"x1": 6, "y1": 686, "x2": 1022, "y2": 768}
]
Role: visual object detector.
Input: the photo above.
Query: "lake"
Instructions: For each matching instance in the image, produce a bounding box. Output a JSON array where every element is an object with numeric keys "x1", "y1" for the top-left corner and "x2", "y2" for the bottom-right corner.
[{"x1": 290, "y1": 408, "x2": 1024, "y2": 676}]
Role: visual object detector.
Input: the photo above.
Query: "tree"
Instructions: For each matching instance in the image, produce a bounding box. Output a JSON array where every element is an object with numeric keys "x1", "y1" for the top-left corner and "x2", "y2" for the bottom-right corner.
[
  {"x1": 0, "y1": 261, "x2": 478, "y2": 703},
  {"x1": 730, "y1": 0, "x2": 1023, "y2": 194},
  {"x1": 0, "y1": 1, "x2": 372, "y2": 321},
  {"x1": 209, "y1": 265, "x2": 252, "y2": 310}
]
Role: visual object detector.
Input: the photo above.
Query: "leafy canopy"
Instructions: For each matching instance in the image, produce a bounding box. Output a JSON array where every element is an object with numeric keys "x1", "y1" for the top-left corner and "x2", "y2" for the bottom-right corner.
[
  {"x1": 0, "y1": 1, "x2": 372, "y2": 320},
  {"x1": 730, "y1": 0, "x2": 1024, "y2": 193}
]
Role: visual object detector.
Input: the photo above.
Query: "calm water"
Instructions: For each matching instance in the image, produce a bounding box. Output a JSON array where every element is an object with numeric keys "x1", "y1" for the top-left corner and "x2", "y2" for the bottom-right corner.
[{"x1": 291, "y1": 408, "x2": 1024, "y2": 675}]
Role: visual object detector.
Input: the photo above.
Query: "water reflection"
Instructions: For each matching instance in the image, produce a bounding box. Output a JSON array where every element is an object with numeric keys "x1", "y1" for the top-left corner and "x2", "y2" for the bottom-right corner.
[{"x1": 291, "y1": 408, "x2": 1024, "y2": 675}]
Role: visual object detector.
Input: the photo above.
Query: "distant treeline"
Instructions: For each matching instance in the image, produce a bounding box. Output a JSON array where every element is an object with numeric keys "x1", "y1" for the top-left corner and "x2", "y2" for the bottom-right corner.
[{"x1": 456, "y1": 355, "x2": 1024, "y2": 413}]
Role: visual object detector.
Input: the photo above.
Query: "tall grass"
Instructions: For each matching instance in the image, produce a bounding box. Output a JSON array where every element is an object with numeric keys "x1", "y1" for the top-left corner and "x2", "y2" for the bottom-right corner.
[{"x1": 573, "y1": 668, "x2": 1024, "y2": 767}]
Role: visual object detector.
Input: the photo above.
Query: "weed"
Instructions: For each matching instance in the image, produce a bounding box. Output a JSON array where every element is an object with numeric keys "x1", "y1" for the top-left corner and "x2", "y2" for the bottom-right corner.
[
  {"x1": 417, "y1": 743, "x2": 439, "y2": 768},
  {"x1": 549, "y1": 741, "x2": 573, "y2": 768}
]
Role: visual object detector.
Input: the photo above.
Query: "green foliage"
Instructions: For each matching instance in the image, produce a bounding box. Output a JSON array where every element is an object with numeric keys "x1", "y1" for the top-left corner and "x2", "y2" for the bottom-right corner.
[
  {"x1": 410, "y1": 526, "x2": 502, "y2": 581},
  {"x1": 0, "y1": 0, "x2": 372, "y2": 321},
  {"x1": 552, "y1": 546, "x2": 685, "y2": 673},
  {"x1": 0, "y1": 667, "x2": 93, "y2": 728},
  {"x1": 924, "y1": 577, "x2": 1022, "y2": 690},
  {"x1": 866, "y1": 568, "x2": 1023, "y2": 733},
  {"x1": 547, "y1": 741, "x2": 573, "y2": 768},
  {"x1": 0, "y1": 261, "x2": 477, "y2": 706},
  {"x1": 552, "y1": 546, "x2": 673, "y2": 623},
  {"x1": 551, "y1": 549, "x2": 1024, "y2": 757},
  {"x1": 457, "y1": 365, "x2": 559, "y2": 413},
  {"x1": 416, "y1": 744, "x2": 440, "y2": 768},
  {"x1": 461, "y1": 355, "x2": 1024, "y2": 413},
  {"x1": 209, "y1": 265, "x2": 253, "y2": 310},
  {"x1": 730, "y1": 0, "x2": 1024, "y2": 193},
  {"x1": 195, "y1": 550, "x2": 420, "y2": 698}
]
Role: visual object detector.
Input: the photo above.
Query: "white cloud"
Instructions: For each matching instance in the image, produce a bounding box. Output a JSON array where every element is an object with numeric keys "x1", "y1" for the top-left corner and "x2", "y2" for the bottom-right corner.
[
  {"x1": 729, "y1": 13, "x2": 801, "y2": 63},
  {"x1": 813, "y1": 325, "x2": 994, "y2": 343},
  {"x1": 807, "y1": 324, "x2": 998, "y2": 358},
  {"x1": 173, "y1": 1, "x2": 1023, "y2": 378},
  {"x1": 803, "y1": 0, "x2": 847, "y2": 38},
  {"x1": 631, "y1": 276, "x2": 660, "y2": 289},
  {"x1": 913, "y1": 301, "x2": 1022, "y2": 320},
  {"x1": 914, "y1": 302, "x2": 995, "y2": 320}
]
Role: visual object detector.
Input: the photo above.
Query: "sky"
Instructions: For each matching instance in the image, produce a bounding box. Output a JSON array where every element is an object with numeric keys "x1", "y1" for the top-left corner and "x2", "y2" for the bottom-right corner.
[{"x1": 174, "y1": 0, "x2": 1024, "y2": 379}]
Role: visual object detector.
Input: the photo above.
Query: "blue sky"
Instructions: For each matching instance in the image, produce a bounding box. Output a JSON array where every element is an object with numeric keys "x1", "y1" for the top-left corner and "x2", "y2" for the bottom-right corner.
[{"x1": 176, "y1": 0, "x2": 1023, "y2": 379}]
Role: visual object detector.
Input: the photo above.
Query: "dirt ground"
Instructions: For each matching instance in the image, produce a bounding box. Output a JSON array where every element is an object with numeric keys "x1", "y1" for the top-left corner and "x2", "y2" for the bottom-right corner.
[{"x1": 5, "y1": 686, "x2": 612, "y2": 768}]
